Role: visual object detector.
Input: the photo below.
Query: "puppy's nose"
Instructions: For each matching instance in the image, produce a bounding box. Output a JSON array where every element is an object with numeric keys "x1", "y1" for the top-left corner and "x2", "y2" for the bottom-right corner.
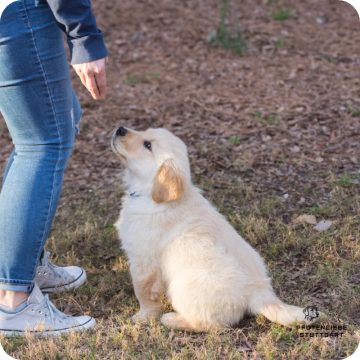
[{"x1": 116, "y1": 126, "x2": 127, "y2": 137}]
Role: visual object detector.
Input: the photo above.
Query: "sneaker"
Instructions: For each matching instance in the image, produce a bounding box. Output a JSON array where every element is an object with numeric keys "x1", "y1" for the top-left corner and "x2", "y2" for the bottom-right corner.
[
  {"x1": 0, "y1": 284, "x2": 95, "y2": 337},
  {"x1": 35, "y1": 252, "x2": 87, "y2": 293}
]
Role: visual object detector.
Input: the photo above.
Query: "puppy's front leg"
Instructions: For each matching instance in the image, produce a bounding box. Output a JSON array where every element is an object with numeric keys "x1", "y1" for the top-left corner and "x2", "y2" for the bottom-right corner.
[{"x1": 131, "y1": 266, "x2": 164, "y2": 321}]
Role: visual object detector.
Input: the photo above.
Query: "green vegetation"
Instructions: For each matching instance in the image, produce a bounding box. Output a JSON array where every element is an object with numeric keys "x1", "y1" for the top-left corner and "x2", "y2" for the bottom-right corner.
[
  {"x1": 272, "y1": 8, "x2": 290, "y2": 21},
  {"x1": 336, "y1": 173, "x2": 360, "y2": 188},
  {"x1": 125, "y1": 73, "x2": 149, "y2": 84},
  {"x1": 228, "y1": 135, "x2": 240, "y2": 146},
  {"x1": 207, "y1": 0, "x2": 245, "y2": 55},
  {"x1": 345, "y1": 103, "x2": 360, "y2": 117},
  {"x1": 274, "y1": 38, "x2": 285, "y2": 48},
  {"x1": 1, "y1": 178, "x2": 359, "y2": 359}
]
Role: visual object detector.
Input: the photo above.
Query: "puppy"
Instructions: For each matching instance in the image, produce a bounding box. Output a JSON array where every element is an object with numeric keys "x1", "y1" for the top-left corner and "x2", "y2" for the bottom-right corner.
[{"x1": 112, "y1": 126, "x2": 316, "y2": 331}]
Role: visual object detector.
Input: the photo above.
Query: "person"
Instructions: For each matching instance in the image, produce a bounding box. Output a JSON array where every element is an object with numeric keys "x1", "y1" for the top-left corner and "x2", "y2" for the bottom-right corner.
[{"x1": 0, "y1": 0, "x2": 108, "y2": 336}]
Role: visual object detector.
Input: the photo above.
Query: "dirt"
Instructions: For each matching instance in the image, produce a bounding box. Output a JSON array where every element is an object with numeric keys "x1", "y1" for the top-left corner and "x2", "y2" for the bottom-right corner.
[
  {"x1": 1, "y1": 0, "x2": 359, "y2": 199},
  {"x1": 0, "y1": 1, "x2": 360, "y2": 358}
]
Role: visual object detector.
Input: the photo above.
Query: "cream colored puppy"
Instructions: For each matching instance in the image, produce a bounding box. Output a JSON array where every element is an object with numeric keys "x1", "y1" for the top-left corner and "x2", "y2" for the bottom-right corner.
[{"x1": 112, "y1": 126, "x2": 315, "y2": 331}]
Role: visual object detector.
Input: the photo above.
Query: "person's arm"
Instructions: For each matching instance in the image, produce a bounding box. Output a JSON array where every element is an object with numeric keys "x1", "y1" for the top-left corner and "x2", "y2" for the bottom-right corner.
[
  {"x1": 45, "y1": 0, "x2": 108, "y2": 65},
  {"x1": 44, "y1": 0, "x2": 108, "y2": 98}
]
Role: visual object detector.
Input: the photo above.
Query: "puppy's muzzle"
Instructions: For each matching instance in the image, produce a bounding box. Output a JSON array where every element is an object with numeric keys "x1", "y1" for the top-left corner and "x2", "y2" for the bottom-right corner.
[{"x1": 116, "y1": 126, "x2": 127, "y2": 137}]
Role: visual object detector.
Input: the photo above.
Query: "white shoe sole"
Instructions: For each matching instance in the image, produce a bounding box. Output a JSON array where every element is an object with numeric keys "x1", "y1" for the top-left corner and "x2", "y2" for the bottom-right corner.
[
  {"x1": 0, "y1": 317, "x2": 96, "y2": 338},
  {"x1": 40, "y1": 268, "x2": 87, "y2": 293}
]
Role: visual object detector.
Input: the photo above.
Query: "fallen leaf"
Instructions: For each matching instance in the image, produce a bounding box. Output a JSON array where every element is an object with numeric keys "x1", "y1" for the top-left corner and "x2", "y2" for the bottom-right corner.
[
  {"x1": 313, "y1": 220, "x2": 332, "y2": 232},
  {"x1": 295, "y1": 214, "x2": 317, "y2": 225}
]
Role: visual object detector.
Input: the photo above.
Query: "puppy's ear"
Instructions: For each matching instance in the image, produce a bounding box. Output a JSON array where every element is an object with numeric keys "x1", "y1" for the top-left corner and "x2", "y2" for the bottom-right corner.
[{"x1": 152, "y1": 160, "x2": 185, "y2": 204}]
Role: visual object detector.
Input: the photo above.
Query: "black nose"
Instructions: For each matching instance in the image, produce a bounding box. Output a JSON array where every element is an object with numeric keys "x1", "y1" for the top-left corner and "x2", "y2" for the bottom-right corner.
[{"x1": 116, "y1": 126, "x2": 127, "y2": 137}]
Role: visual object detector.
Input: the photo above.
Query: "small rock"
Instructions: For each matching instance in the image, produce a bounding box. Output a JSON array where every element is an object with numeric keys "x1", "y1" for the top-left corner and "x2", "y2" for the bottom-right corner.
[
  {"x1": 350, "y1": 157, "x2": 358, "y2": 164},
  {"x1": 295, "y1": 214, "x2": 317, "y2": 225},
  {"x1": 206, "y1": 29, "x2": 217, "y2": 43},
  {"x1": 313, "y1": 220, "x2": 332, "y2": 232},
  {"x1": 237, "y1": 346, "x2": 253, "y2": 352},
  {"x1": 290, "y1": 145, "x2": 300, "y2": 153},
  {"x1": 261, "y1": 134, "x2": 272, "y2": 142}
]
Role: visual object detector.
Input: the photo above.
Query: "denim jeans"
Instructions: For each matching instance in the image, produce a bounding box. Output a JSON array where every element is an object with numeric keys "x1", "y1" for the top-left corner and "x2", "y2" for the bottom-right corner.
[{"x1": 0, "y1": 0, "x2": 82, "y2": 292}]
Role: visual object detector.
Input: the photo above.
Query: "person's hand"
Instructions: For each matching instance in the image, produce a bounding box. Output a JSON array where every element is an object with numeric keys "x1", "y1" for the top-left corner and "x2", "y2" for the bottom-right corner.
[{"x1": 73, "y1": 57, "x2": 108, "y2": 99}]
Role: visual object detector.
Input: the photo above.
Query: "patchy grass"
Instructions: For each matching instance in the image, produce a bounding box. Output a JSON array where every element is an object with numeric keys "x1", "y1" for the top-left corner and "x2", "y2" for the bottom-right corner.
[
  {"x1": 228, "y1": 136, "x2": 240, "y2": 146},
  {"x1": 207, "y1": 0, "x2": 245, "y2": 55},
  {"x1": 272, "y1": 8, "x2": 290, "y2": 21},
  {"x1": 252, "y1": 112, "x2": 281, "y2": 126},
  {"x1": 125, "y1": 73, "x2": 149, "y2": 84},
  {"x1": 1, "y1": 176, "x2": 359, "y2": 359},
  {"x1": 274, "y1": 38, "x2": 285, "y2": 48},
  {"x1": 335, "y1": 173, "x2": 360, "y2": 188},
  {"x1": 1, "y1": 0, "x2": 360, "y2": 357},
  {"x1": 345, "y1": 104, "x2": 360, "y2": 117}
]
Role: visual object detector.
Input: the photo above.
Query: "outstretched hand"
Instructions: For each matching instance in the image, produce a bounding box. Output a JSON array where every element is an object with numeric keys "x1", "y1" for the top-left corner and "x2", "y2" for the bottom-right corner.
[{"x1": 73, "y1": 57, "x2": 108, "y2": 99}]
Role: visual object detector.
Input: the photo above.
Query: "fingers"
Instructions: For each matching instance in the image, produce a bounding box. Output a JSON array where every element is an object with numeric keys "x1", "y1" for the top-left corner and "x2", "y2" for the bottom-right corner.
[
  {"x1": 95, "y1": 68, "x2": 107, "y2": 98},
  {"x1": 72, "y1": 57, "x2": 108, "y2": 100},
  {"x1": 75, "y1": 69, "x2": 87, "y2": 89},
  {"x1": 86, "y1": 73, "x2": 100, "y2": 99}
]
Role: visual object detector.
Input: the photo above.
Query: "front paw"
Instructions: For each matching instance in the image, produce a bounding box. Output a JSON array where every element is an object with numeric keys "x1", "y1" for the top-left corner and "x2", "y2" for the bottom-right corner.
[{"x1": 132, "y1": 311, "x2": 153, "y2": 323}]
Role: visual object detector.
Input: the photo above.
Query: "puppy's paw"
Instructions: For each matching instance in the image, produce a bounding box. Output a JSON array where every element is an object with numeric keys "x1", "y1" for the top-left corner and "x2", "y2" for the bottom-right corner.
[
  {"x1": 132, "y1": 311, "x2": 149, "y2": 323},
  {"x1": 161, "y1": 312, "x2": 205, "y2": 331},
  {"x1": 161, "y1": 312, "x2": 178, "y2": 326}
]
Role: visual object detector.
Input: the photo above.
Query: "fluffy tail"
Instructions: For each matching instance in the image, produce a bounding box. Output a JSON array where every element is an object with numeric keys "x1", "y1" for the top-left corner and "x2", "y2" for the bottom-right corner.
[{"x1": 250, "y1": 291, "x2": 319, "y2": 327}]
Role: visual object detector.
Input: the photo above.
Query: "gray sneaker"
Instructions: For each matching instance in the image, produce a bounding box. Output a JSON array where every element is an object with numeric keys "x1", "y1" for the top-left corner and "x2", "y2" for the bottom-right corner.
[
  {"x1": 0, "y1": 284, "x2": 95, "y2": 337},
  {"x1": 35, "y1": 252, "x2": 87, "y2": 293}
]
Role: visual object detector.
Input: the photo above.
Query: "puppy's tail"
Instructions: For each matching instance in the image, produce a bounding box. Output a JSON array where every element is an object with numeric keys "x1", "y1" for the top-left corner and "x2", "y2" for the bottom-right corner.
[{"x1": 250, "y1": 291, "x2": 318, "y2": 327}]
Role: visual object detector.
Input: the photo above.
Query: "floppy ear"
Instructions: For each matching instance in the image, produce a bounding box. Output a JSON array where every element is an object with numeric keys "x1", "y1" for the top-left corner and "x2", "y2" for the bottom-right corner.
[{"x1": 152, "y1": 160, "x2": 185, "y2": 204}]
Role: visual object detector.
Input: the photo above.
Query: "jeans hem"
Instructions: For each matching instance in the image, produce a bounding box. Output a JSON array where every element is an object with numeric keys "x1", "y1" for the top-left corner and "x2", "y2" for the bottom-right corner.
[{"x1": 0, "y1": 282, "x2": 34, "y2": 293}]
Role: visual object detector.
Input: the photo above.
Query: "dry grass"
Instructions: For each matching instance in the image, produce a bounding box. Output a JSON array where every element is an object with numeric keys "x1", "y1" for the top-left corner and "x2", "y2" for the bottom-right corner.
[
  {"x1": 1, "y1": 0, "x2": 360, "y2": 358},
  {"x1": 1, "y1": 180, "x2": 359, "y2": 359}
]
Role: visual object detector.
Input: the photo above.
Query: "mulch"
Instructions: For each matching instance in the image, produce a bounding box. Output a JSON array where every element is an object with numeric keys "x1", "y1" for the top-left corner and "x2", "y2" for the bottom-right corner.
[{"x1": 1, "y1": 0, "x2": 359, "y2": 203}]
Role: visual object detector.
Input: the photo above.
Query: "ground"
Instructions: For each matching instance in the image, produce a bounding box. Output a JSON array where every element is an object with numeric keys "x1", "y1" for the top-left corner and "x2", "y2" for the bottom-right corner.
[{"x1": 1, "y1": 0, "x2": 360, "y2": 359}]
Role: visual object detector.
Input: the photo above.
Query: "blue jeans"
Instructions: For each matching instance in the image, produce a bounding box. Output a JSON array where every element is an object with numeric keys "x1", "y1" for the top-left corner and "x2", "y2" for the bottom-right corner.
[{"x1": 0, "y1": 0, "x2": 82, "y2": 292}]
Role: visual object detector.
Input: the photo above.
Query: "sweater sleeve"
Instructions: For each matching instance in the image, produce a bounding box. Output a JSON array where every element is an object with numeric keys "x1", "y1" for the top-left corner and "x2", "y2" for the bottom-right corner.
[{"x1": 44, "y1": 0, "x2": 108, "y2": 64}]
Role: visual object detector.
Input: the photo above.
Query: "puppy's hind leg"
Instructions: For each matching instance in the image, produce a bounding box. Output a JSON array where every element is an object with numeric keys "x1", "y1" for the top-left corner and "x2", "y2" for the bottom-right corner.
[{"x1": 161, "y1": 312, "x2": 218, "y2": 332}]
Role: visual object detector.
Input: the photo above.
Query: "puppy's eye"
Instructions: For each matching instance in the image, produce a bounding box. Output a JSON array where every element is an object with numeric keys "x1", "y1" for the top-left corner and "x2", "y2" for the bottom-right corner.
[{"x1": 143, "y1": 141, "x2": 152, "y2": 151}]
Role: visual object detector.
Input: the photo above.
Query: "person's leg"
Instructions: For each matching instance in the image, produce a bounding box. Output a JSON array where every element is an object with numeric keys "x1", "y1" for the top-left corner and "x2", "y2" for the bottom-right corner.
[
  {"x1": 0, "y1": 0, "x2": 81, "y2": 300},
  {"x1": 1, "y1": 149, "x2": 15, "y2": 189},
  {"x1": 0, "y1": 290, "x2": 29, "y2": 308}
]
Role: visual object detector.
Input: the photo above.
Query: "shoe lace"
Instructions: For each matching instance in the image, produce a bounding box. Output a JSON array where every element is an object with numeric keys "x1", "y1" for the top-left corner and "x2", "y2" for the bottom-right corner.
[
  {"x1": 33, "y1": 295, "x2": 69, "y2": 326},
  {"x1": 44, "y1": 252, "x2": 67, "y2": 279}
]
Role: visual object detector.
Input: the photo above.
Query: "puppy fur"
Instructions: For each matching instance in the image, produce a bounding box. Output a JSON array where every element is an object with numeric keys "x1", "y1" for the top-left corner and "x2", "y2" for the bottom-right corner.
[{"x1": 112, "y1": 127, "x2": 316, "y2": 331}]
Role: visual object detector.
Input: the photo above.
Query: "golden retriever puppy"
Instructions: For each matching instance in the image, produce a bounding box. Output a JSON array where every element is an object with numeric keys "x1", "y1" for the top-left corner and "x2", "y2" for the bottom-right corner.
[{"x1": 112, "y1": 126, "x2": 316, "y2": 332}]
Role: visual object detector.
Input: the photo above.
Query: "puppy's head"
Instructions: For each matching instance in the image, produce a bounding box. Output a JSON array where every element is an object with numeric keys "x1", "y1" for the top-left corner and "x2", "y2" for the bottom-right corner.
[{"x1": 111, "y1": 127, "x2": 190, "y2": 204}]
